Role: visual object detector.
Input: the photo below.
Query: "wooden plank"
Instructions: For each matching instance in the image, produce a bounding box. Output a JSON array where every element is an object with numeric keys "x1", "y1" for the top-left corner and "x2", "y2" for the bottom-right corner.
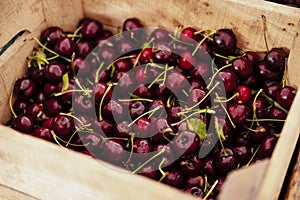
[
  {"x1": 0, "y1": 0, "x2": 44, "y2": 48},
  {"x1": 41, "y1": 0, "x2": 84, "y2": 32},
  {"x1": 83, "y1": 0, "x2": 300, "y2": 51},
  {"x1": 0, "y1": 184, "x2": 40, "y2": 200},
  {"x1": 0, "y1": 125, "x2": 196, "y2": 200}
]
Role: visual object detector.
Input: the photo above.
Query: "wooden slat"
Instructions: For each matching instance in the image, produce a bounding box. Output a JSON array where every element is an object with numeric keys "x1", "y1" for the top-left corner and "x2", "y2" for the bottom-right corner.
[
  {"x1": 41, "y1": 0, "x2": 84, "y2": 32},
  {"x1": 0, "y1": 0, "x2": 44, "y2": 48},
  {"x1": 0, "y1": 184, "x2": 39, "y2": 200},
  {"x1": 0, "y1": 125, "x2": 196, "y2": 200},
  {"x1": 83, "y1": 0, "x2": 300, "y2": 51}
]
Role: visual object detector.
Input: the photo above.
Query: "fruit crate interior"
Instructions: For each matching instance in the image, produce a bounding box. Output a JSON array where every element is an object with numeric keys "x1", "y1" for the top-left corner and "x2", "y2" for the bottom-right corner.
[{"x1": 0, "y1": 0, "x2": 300, "y2": 200}]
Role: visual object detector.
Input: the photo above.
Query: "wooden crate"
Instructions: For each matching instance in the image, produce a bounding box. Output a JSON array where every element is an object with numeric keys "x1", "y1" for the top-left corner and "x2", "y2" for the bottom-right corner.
[{"x1": 0, "y1": 0, "x2": 300, "y2": 199}]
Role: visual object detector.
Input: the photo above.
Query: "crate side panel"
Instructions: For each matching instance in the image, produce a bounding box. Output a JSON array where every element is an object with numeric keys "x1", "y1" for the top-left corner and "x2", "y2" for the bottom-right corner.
[
  {"x1": 83, "y1": 0, "x2": 300, "y2": 51},
  {"x1": 41, "y1": 0, "x2": 84, "y2": 32},
  {"x1": 0, "y1": 0, "x2": 44, "y2": 48}
]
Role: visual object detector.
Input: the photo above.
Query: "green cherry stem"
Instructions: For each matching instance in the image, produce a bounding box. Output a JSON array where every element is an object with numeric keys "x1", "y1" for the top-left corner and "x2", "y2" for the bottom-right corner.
[
  {"x1": 192, "y1": 30, "x2": 216, "y2": 56},
  {"x1": 119, "y1": 98, "x2": 154, "y2": 102},
  {"x1": 246, "y1": 118, "x2": 286, "y2": 122},
  {"x1": 128, "y1": 106, "x2": 163, "y2": 127},
  {"x1": 245, "y1": 145, "x2": 260, "y2": 167},
  {"x1": 9, "y1": 92, "x2": 17, "y2": 118},
  {"x1": 98, "y1": 84, "x2": 113, "y2": 121},
  {"x1": 206, "y1": 63, "x2": 232, "y2": 90},
  {"x1": 95, "y1": 62, "x2": 104, "y2": 83},
  {"x1": 158, "y1": 158, "x2": 169, "y2": 182},
  {"x1": 261, "y1": 92, "x2": 288, "y2": 114},
  {"x1": 203, "y1": 179, "x2": 219, "y2": 200}
]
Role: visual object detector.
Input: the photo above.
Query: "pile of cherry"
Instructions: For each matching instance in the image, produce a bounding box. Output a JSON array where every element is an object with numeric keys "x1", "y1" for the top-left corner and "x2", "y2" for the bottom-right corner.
[{"x1": 6, "y1": 16, "x2": 296, "y2": 200}]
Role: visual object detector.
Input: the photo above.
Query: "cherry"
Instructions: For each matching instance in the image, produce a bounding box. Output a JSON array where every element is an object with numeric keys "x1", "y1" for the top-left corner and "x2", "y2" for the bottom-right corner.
[
  {"x1": 268, "y1": 106, "x2": 287, "y2": 120},
  {"x1": 256, "y1": 136, "x2": 278, "y2": 159},
  {"x1": 231, "y1": 57, "x2": 252, "y2": 80},
  {"x1": 95, "y1": 30, "x2": 113, "y2": 46},
  {"x1": 81, "y1": 19, "x2": 103, "y2": 40},
  {"x1": 80, "y1": 133, "x2": 102, "y2": 156},
  {"x1": 35, "y1": 90, "x2": 47, "y2": 103},
  {"x1": 185, "y1": 175, "x2": 204, "y2": 188},
  {"x1": 213, "y1": 29, "x2": 237, "y2": 55},
  {"x1": 51, "y1": 115, "x2": 75, "y2": 140},
  {"x1": 161, "y1": 168, "x2": 185, "y2": 189},
  {"x1": 228, "y1": 104, "x2": 250, "y2": 126},
  {"x1": 56, "y1": 82, "x2": 75, "y2": 106},
  {"x1": 114, "y1": 59, "x2": 130, "y2": 72},
  {"x1": 168, "y1": 106, "x2": 182, "y2": 123},
  {"x1": 180, "y1": 155, "x2": 202, "y2": 175},
  {"x1": 214, "y1": 177, "x2": 226, "y2": 195},
  {"x1": 72, "y1": 57, "x2": 90, "y2": 76},
  {"x1": 103, "y1": 100, "x2": 124, "y2": 121},
  {"x1": 93, "y1": 82, "x2": 111, "y2": 102},
  {"x1": 31, "y1": 127, "x2": 52, "y2": 142},
  {"x1": 201, "y1": 157, "x2": 216, "y2": 178},
  {"x1": 122, "y1": 18, "x2": 144, "y2": 39},
  {"x1": 54, "y1": 37, "x2": 75, "y2": 57},
  {"x1": 216, "y1": 117, "x2": 233, "y2": 141},
  {"x1": 130, "y1": 101, "x2": 147, "y2": 119},
  {"x1": 179, "y1": 51, "x2": 196, "y2": 70},
  {"x1": 248, "y1": 97, "x2": 267, "y2": 118},
  {"x1": 26, "y1": 103, "x2": 45, "y2": 122},
  {"x1": 140, "y1": 48, "x2": 153, "y2": 64},
  {"x1": 135, "y1": 67, "x2": 154, "y2": 83},
  {"x1": 188, "y1": 88, "x2": 210, "y2": 108},
  {"x1": 93, "y1": 119, "x2": 113, "y2": 136},
  {"x1": 75, "y1": 41, "x2": 93, "y2": 58},
  {"x1": 152, "y1": 42, "x2": 173, "y2": 64},
  {"x1": 196, "y1": 39, "x2": 213, "y2": 58},
  {"x1": 166, "y1": 71, "x2": 188, "y2": 91},
  {"x1": 43, "y1": 98, "x2": 64, "y2": 117},
  {"x1": 139, "y1": 165, "x2": 159, "y2": 180},
  {"x1": 263, "y1": 81, "x2": 282, "y2": 100},
  {"x1": 42, "y1": 117, "x2": 55, "y2": 129},
  {"x1": 235, "y1": 85, "x2": 252, "y2": 104},
  {"x1": 13, "y1": 99, "x2": 30, "y2": 115},
  {"x1": 153, "y1": 143, "x2": 176, "y2": 168},
  {"x1": 45, "y1": 62, "x2": 66, "y2": 84},
  {"x1": 40, "y1": 26, "x2": 64, "y2": 47},
  {"x1": 184, "y1": 186, "x2": 204, "y2": 197},
  {"x1": 245, "y1": 51, "x2": 260, "y2": 66},
  {"x1": 264, "y1": 48, "x2": 286, "y2": 71},
  {"x1": 133, "y1": 138, "x2": 153, "y2": 161},
  {"x1": 27, "y1": 67, "x2": 46, "y2": 85},
  {"x1": 14, "y1": 77, "x2": 37, "y2": 99},
  {"x1": 190, "y1": 62, "x2": 210, "y2": 80},
  {"x1": 98, "y1": 46, "x2": 115, "y2": 64},
  {"x1": 133, "y1": 117, "x2": 151, "y2": 138},
  {"x1": 73, "y1": 95, "x2": 94, "y2": 114},
  {"x1": 101, "y1": 139, "x2": 127, "y2": 165},
  {"x1": 174, "y1": 130, "x2": 200, "y2": 156},
  {"x1": 180, "y1": 27, "x2": 198, "y2": 43},
  {"x1": 150, "y1": 28, "x2": 171, "y2": 43},
  {"x1": 151, "y1": 118, "x2": 174, "y2": 143},
  {"x1": 133, "y1": 84, "x2": 152, "y2": 98},
  {"x1": 276, "y1": 86, "x2": 295, "y2": 109},
  {"x1": 254, "y1": 61, "x2": 282, "y2": 83},
  {"x1": 214, "y1": 148, "x2": 237, "y2": 174},
  {"x1": 11, "y1": 115, "x2": 34, "y2": 133},
  {"x1": 242, "y1": 75, "x2": 258, "y2": 89},
  {"x1": 218, "y1": 69, "x2": 239, "y2": 93},
  {"x1": 232, "y1": 145, "x2": 251, "y2": 165},
  {"x1": 117, "y1": 39, "x2": 136, "y2": 55},
  {"x1": 43, "y1": 82, "x2": 59, "y2": 97},
  {"x1": 249, "y1": 123, "x2": 271, "y2": 144}
]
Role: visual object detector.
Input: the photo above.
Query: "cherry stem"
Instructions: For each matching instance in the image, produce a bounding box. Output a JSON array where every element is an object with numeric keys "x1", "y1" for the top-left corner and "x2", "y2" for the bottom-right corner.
[
  {"x1": 261, "y1": 15, "x2": 269, "y2": 52},
  {"x1": 215, "y1": 93, "x2": 236, "y2": 129},
  {"x1": 33, "y1": 37, "x2": 71, "y2": 62},
  {"x1": 168, "y1": 34, "x2": 194, "y2": 46},
  {"x1": 98, "y1": 84, "x2": 113, "y2": 121},
  {"x1": 158, "y1": 157, "x2": 169, "y2": 182},
  {"x1": 147, "y1": 66, "x2": 173, "y2": 89},
  {"x1": 203, "y1": 175, "x2": 208, "y2": 193},
  {"x1": 250, "y1": 89, "x2": 263, "y2": 128},
  {"x1": 119, "y1": 98, "x2": 153, "y2": 102},
  {"x1": 215, "y1": 92, "x2": 239, "y2": 103},
  {"x1": 261, "y1": 92, "x2": 288, "y2": 114},
  {"x1": 213, "y1": 53, "x2": 240, "y2": 61},
  {"x1": 128, "y1": 106, "x2": 163, "y2": 127},
  {"x1": 54, "y1": 89, "x2": 92, "y2": 96},
  {"x1": 95, "y1": 62, "x2": 104, "y2": 83},
  {"x1": 206, "y1": 63, "x2": 232, "y2": 90},
  {"x1": 59, "y1": 112, "x2": 92, "y2": 131},
  {"x1": 215, "y1": 116, "x2": 227, "y2": 156},
  {"x1": 245, "y1": 145, "x2": 260, "y2": 167},
  {"x1": 132, "y1": 146, "x2": 166, "y2": 174},
  {"x1": 125, "y1": 134, "x2": 135, "y2": 164},
  {"x1": 203, "y1": 179, "x2": 219, "y2": 200},
  {"x1": 244, "y1": 126, "x2": 265, "y2": 132},
  {"x1": 246, "y1": 118, "x2": 286, "y2": 122},
  {"x1": 192, "y1": 30, "x2": 216, "y2": 56},
  {"x1": 74, "y1": 78, "x2": 90, "y2": 97},
  {"x1": 9, "y1": 92, "x2": 17, "y2": 118}
]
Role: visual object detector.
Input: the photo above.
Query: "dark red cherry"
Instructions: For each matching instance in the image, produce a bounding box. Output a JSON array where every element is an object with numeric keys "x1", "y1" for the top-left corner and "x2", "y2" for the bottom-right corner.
[
  {"x1": 151, "y1": 118, "x2": 174, "y2": 143},
  {"x1": 140, "y1": 165, "x2": 159, "y2": 180},
  {"x1": 27, "y1": 67, "x2": 45, "y2": 85},
  {"x1": 185, "y1": 175, "x2": 204, "y2": 188},
  {"x1": 180, "y1": 155, "x2": 202, "y2": 175},
  {"x1": 26, "y1": 103, "x2": 45, "y2": 122},
  {"x1": 256, "y1": 136, "x2": 278, "y2": 159},
  {"x1": 264, "y1": 48, "x2": 286, "y2": 72},
  {"x1": 43, "y1": 98, "x2": 64, "y2": 117},
  {"x1": 152, "y1": 42, "x2": 173, "y2": 64},
  {"x1": 98, "y1": 47, "x2": 115, "y2": 64},
  {"x1": 14, "y1": 77, "x2": 37, "y2": 99},
  {"x1": 114, "y1": 59, "x2": 130, "y2": 72},
  {"x1": 130, "y1": 101, "x2": 146, "y2": 119},
  {"x1": 93, "y1": 119, "x2": 113, "y2": 136},
  {"x1": 118, "y1": 39, "x2": 136, "y2": 55},
  {"x1": 133, "y1": 84, "x2": 152, "y2": 98},
  {"x1": 133, "y1": 138, "x2": 153, "y2": 158},
  {"x1": 268, "y1": 107, "x2": 287, "y2": 120},
  {"x1": 214, "y1": 177, "x2": 226, "y2": 195},
  {"x1": 74, "y1": 94, "x2": 94, "y2": 114},
  {"x1": 150, "y1": 28, "x2": 171, "y2": 43},
  {"x1": 133, "y1": 118, "x2": 151, "y2": 138},
  {"x1": 245, "y1": 51, "x2": 260, "y2": 66},
  {"x1": 140, "y1": 48, "x2": 153, "y2": 64},
  {"x1": 232, "y1": 145, "x2": 251, "y2": 165},
  {"x1": 135, "y1": 67, "x2": 154, "y2": 83},
  {"x1": 162, "y1": 168, "x2": 185, "y2": 189},
  {"x1": 31, "y1": 127, "x2": 52, "y2": 142},
  {"x1": 81, "y1": 19, "x2": 103, "y2": 40},
  {"x1": 263, "y1": 81, "x2": 282, "y2": 100},
  {"x1": 276, "y1": 86, "x2": 296, "y2": 110},
  {"x1": 45, "y1": 62, "x2": 66, "y2": 84},
  {"x1": 214, "y1": 148, "x2": 237, "y2": 174},
  {"x1": 179, "y1": 51, "x2": 196, "y2": 70},
  {"x1": 180, "y1": 27, "x2": 198, "y2": 43},
  {"x1": 12, "y1": 115, "x2": 34, "y2": 133},
  {"x1": 174, "y1": 130, "x2": 200, "y2": 156},
  {"x1": 101, "y1": 139, "x2": 127, "y2": 165},
  {"x1": 228, "y1": 104, "x2": 250, "y2": 126},
  {"x1": 13, "y1": 99, "x2": 30, "y2": 115},
  {"x1": 166, "y1": 71, "x2": 188, "y2": 91},
  {"x1": 249, "y1": 123, "x2": 271, "y2": 144},
  {"x1": 242, "y1": 75, "x2": 258, "y2": 89},
  {"x1": 218, "y1": 69, "x2": 239, "y2": 93},
  {"x1": 51, "y1": 115, "x2": 75, "y2": 140},
  {"x1": 168, "y1": 106, "x2": 182, "y2": 123},
  {"x1": 35, "y1": 91, "x2": 46, "y2": 103},
  {"x1": 184, "y1": 186, "x2": 204, "y2": 197},
  {"x1": 93, "y1": 82, "x2": 111, "y2": 102},
  {"x1": 72, "y1": 57, "x2": 90, "y2": 76},
  {"x1": 103, "y1": 100, "x2": 124, "y2": 121},
  {"x1": 80, "y1": 133, "x2": 102, "y2": 156},
  {"x1": 43, "y1": 82, "x2": 59, "y2": 97},
  {"x1": 75, "y1": 41, "x2": 93, "y2": 58},
  {"x1": 40, "y1": 26, "x2": 64, "y2": 47},
  {"x1": 190, "y1": 62, "x2": 210, "y2": 80},
  {"x1": 201, "y1": 157, "x2": 216, "y2": 178},
  {"x1": 216, "y1": 117, "x2": 233, "y2": 141},
  {"x1": 42, "y1": 117, "x2": 55, "y2": 129},
  {"x1": 248, "y1": 97, "x2": 267, "y2": 118},
  {"x1": 231, "y1": 57, "x2": 252, "y2": 80},
  {"x1": 188, "y1": 88, "x2": 210, "y2": 108},
  {"x1": 235, "y1": 85, "x2": 252, "y2": 104},
  {"x1": 122, "y1": 18, "x2": 143, "y2": 39},
  {"x1": 254, "y1": 61, "x2": 282, "y2": 83},
  {"x1": 213, "y1": 29, "x2": 237, "y2": 55},
  {"x1": 55, "y1": 37, "x2": 75, "y2": 57}
]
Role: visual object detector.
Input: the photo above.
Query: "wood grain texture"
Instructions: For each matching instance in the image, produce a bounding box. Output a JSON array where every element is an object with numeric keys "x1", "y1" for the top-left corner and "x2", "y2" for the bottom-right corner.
[
  {"x1": 0, "y1": 0, "x2": 44, "y2": 47},
  {"x1": 0, "y1": 125, "x2": 196, "y2": 200},
  {"x1": 41, "y1": 0, "x2": 84, "y2": 32},
  {"x1": 0, "y1": 184, "x2": 40, "y2": 200},
  {"x1": 83, "y1": 0, "x2": 300, "y2": 51}
]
